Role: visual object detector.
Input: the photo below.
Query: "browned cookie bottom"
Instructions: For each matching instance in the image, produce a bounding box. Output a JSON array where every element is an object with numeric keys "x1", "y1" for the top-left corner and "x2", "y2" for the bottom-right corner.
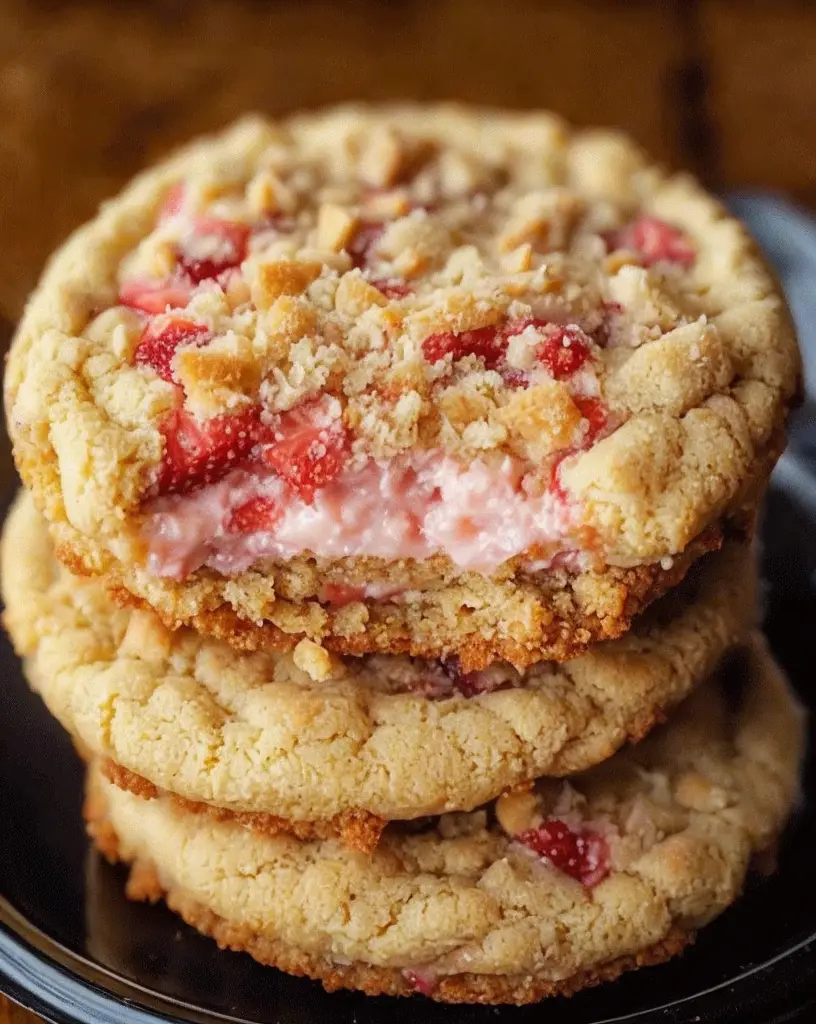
[{"x1": 101, "y1": 759, "x2": 386, "y2": 854}]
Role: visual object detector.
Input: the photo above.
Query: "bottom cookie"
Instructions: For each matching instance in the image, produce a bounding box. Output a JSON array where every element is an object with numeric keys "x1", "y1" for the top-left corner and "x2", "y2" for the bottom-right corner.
[{"x1": 84, "y1": 637, "x2": 802, "y2": 1005}]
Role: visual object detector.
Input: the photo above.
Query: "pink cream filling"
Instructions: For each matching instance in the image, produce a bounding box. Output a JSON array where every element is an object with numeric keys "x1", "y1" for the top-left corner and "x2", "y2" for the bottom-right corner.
[{"x1": 142, "y1": 452, "x2": 582, "y2": 580}]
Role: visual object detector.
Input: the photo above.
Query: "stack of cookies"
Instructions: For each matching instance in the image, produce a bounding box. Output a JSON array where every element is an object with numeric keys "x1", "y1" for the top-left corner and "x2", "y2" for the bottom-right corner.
[{"x1": 1, "y1": 106, "x2": 805, "y2": 1005}]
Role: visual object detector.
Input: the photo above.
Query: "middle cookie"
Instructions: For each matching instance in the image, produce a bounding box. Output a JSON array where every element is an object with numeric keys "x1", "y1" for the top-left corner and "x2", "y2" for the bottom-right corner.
[{"x1": 3, "y1": 492, "x2": 754, "y2": 851}]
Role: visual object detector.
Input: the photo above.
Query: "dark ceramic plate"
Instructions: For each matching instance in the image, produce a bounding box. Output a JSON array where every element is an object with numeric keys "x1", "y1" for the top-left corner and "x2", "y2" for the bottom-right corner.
[{"x1": 1, "y1": 195, "x2": 816, "y2": 1024}]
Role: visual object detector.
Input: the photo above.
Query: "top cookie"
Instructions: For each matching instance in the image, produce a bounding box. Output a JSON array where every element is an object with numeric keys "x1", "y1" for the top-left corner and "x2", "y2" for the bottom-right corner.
[{"x1": 6, "y1": 106, "x2": 799, "y2": 665}]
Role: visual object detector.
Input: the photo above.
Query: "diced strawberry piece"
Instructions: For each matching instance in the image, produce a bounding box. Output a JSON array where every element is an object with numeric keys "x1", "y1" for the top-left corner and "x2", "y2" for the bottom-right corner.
[
  {"x1": 119, "y1": 278, "x2": 194, "y2": 314},
  {"x1": 611, "y1": 215, "x2": 695, "y2": 269},
  {"x1": 178, "y1": 218, "x2": 251, "y2": 284},
  {"x1": 536, "y1": 325, "x2": 592, "y2": 379},
  {"x1": 370, "y1": 277, "x2": 411, "y2": 299},
  {"x1": 158, "y1": 182, "x2": 186, "y2": 221},
  {"x1": 503, "y1": 317, "x2": 593, "y2": 379},
  {"x1": 574, "y1": 396, "x2": 609, "y2": 446},
  {"x1": 261, "y1": 401, "x2": 350, "y2": 503},
  {"x1": 133, "y1": 318, "x2": 210, "y2": 382},
  {"x1": 422, "y1": 325, "x2": 505, "y2": 368},
  {"x1": 227, "y1": 496, "x2": 283, "y2": 533},
  {"x1": 403, "y1": 969, "x2": 435, "y2": 997},
  {"x1": 319, "y1": 582, "x2": 367, "y2": 606},
  {"x1": 516, "y1": 818, "x2": 609, "y2": 887},
  {"x1": 546, "y1": 398, "x2": 610, "y2": 501},
  {"x1": 157, "y1": 406, "x2": 263, "y2": 495},
  {"x1": 346, "y1": 221, "x2": 384, "y2": 268},
  {"x1": 547, "y1": 451, "x2": 572, "y2": 502}
]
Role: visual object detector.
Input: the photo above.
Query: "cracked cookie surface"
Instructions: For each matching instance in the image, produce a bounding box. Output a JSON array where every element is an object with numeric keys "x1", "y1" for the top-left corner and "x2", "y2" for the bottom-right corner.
[
  {"x1": 5, "y1": 106, "x2": 799, "y2": 664},
  {"x1": 5, "y1": 491, "x2": 756, "y2": 832},
  {"x1": 84, "y1": 637, "x2": 803, "y2": 1003}
]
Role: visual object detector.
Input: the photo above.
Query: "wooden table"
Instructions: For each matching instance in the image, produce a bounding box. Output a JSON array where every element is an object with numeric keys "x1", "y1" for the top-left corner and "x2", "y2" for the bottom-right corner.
[
  {"x1": 0, "y1": 1003, "x2": 36, "y2": 1024},
  {"x1": 2, "y1": 0, "x2": 815, "y2": 1019}
]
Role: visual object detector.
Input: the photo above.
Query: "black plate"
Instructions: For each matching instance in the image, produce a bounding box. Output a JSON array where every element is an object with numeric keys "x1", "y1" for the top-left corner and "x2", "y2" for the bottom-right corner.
[{"x1": 2, "y1": 195, "x2": 816, "y2": 1024}]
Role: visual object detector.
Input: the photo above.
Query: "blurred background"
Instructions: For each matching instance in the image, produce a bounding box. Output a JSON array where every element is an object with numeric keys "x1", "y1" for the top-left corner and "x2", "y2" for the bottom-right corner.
[{"x1": 0, "y1": 0, "x2": 813, "y2": 329}]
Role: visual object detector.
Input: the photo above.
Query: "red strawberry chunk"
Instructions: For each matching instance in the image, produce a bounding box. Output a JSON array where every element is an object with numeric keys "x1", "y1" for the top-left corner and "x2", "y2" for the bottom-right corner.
[
  {"x1": 157, "y1": 406, "x2": 263, "y2": 496},
  {"x1": 574, "y1": 396, "x2": 609, "y2": 445},
  {"x1": 319, "y1": 582, "x2": 367, "y2": 606},
  {"x1": 612, "y1": 215, "x2": 695, "y2": 269},
  {"x1": 536, "y1": 325, "x2": 592, "y2": 379},
  {"x1": 119, "y1": 278, "x2": 194, "y2": 314},
  {"x1": 546, "y1": 398, "x2": 611, "y2": 501},
  {"x1": 178, "y1": 218, "x2": 250, "y2": 284},
  {"x1": 547, "y1": 451, "x2": 572, "y2": 502},
  {"x1": 516, "y1": 818, "x2": 609, "y2": 887},
  {"x1": 404, "y1": 970, "x2": 435, "y2": 997},
  {"x1": 134, "y1": 318, "x2": 210, "y2": 382},
  {"x1": 228, "y1": 496, "x2": 283, "y2": 533},
  {"x1": 370, "y1": 277, "x2": 411, "y2": 299},
  {"x1": 503, "y1": 317, "x2": 594, "y2": 380},
  {"x1": 261, "y1": 401, "x2": 350, "y2": 503},
  {"x1": 346, "y1": 221, "x2": 385, "y2": 268},
  {"x1": 422, "y1": 325, "x2": 505, "y2": 368}
]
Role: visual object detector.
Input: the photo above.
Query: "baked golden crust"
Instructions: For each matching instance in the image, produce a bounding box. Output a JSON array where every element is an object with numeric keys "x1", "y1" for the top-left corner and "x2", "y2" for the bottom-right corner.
[
  {"x1": 82, "y1": 637, "x2": 803, "y2": 1003},
  {"x1": 101, "y1": 760, "x2": 386, "y2": 853},
  {"x1": 102, "y1": 851, "x2": 694, "y2": 1004},
  {"x1": 85, "y1": 791, "x2": 690, "y2": 1005},
  {"x1": 5, "y1": 106, "x2": 799, "y2": 663},
  {"x1": 4, "y1": 492, "x2": 757, "y2": 826}
]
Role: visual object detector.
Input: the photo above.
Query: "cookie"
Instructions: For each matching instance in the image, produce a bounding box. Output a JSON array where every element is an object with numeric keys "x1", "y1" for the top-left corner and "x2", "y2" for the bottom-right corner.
[
  {"x1": 5, "y1": 107, "x2": 798, "y2": 667},
  {"x1": 84, "y1": 637, "x2": 803, "y2": 1004},
  {"x1": 5, "y1": 490, "x2": 756, "y2": 843}
]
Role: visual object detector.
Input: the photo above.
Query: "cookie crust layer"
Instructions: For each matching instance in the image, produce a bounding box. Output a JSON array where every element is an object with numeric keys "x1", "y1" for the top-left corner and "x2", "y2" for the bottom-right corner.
[
  {"x1": 4, "y1": 492, "x2": 757, "y2": 827},
  {"x1": 83, "y1": 637, "x2": 802, "y2": 1003}
]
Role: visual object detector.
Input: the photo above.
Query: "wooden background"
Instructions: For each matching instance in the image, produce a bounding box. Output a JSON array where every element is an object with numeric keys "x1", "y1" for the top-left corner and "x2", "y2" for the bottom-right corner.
[{"x1": 2, "y1": 0, "x2": 815, "y2": 1019}]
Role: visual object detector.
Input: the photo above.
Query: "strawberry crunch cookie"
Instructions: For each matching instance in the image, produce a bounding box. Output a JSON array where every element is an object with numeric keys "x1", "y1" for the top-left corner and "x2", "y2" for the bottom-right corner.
[
  {"x1": 4, "y1": 491, "x2": 755, "y2": 846},
  {"x1": 5, "y1": 107, "x2": 799, "y2": 667},
  {"x1": 85, "y1": 639, "x2": 803, "y2": 1004}
]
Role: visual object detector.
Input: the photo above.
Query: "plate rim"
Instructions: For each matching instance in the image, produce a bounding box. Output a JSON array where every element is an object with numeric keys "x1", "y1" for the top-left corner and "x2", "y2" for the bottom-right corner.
[
  {"x1": 0, "y1": 898, "x2": 249, "y2": 1024},
  {"x1": 2, "y1": 890, "x2": 816, "y2": 1024}
]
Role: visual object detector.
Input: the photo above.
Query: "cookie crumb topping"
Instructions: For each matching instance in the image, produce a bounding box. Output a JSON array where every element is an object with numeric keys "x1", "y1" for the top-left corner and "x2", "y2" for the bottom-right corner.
[{"x1": 72, "y1": 113, "x2": 725, "y2": 578}]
